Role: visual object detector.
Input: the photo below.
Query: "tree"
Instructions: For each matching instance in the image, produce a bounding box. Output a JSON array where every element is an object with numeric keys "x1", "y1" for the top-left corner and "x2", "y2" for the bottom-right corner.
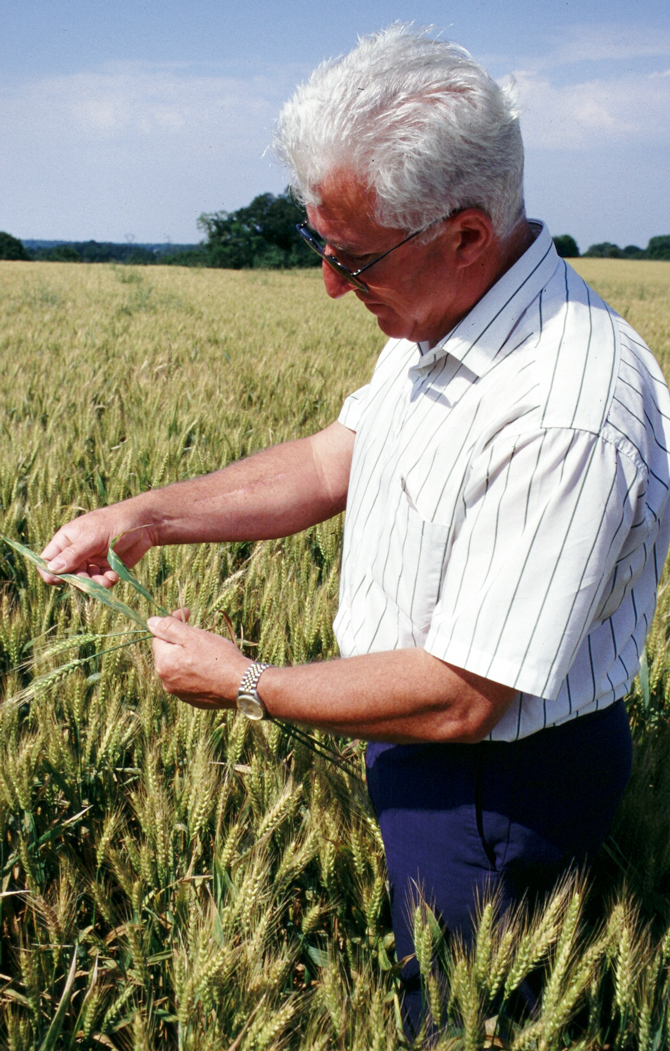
[
  {"x1": 44, "y1": 245, "x2": 81, "y2": 262},
  {"x1": 198, "y1": 190, "x2": 320, "y2": 269},
  {"x1": 197, "y1": 211, "x2": 262, "y2": 268},
  {"x1": 584, "y1": 242, "x2": 623, "y2": 259},
  {"x1": 647, "y1": 235, "x2": 670, "y2": 261},
  {"x1": 0, "y1": 231, "x2": 30, "y2": 261},
  {"x1": 553, "y1": 234, "x2": 579, "y2": 258},
  {"x1": 621, "y1": 245, "x2": 645, "y2": 259}
]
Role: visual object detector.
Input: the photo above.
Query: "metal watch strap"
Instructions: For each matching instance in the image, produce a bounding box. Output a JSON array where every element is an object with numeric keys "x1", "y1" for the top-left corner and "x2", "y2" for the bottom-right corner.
[{"x1": 236, "y1": 661, "x2": 273, "y2": 720}]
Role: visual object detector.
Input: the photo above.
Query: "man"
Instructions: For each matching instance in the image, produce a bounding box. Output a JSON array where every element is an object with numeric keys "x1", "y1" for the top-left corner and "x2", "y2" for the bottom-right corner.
[{"x1": 41, "y1": 26, "x2": 670, "y2": 1030}]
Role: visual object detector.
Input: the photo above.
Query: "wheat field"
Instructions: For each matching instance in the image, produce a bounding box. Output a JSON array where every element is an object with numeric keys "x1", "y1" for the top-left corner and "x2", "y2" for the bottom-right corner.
[{"x1": 0, "y1": 258, "x2": 670, "y2": 1050}]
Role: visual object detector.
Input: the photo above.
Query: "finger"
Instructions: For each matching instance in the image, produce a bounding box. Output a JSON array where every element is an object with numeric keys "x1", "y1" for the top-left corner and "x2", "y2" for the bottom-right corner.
[
  {"x1": 62, "y1": 568, "x2": 118, "y2": 590},
  {"x1": 37, "y1": 569, "x2": 69, "y2": 586},
  {"x1": 45, "y1": 542, "x2": 111, "y2": 576},
  {"x1": 171, "y1": 607, "x2": 191, "y2": 622},
  {"x1": 147, "y1": 615, "x2": 191, "y2": 645},
  {"x1": 40, "y1": 534, "x2": 71, "y2": 564},
  {"x1": 37, "y1": 535, "x2": 73, "y2": 583},
  {"x1": 89, "y1": 571, "x2": 120, "y2": 589},
  {"x1": 84, "y1": 563, "x2": 120, "y2": 588},
  {"x1": 152, "y1": 636, "x2": 172, "y2": 666},
  {"x1": 152, "y1": 634, "x2": 183, "y2": 675},
  {"x1": 41, "y1": 534, "x2": 83, "y2": 568}
]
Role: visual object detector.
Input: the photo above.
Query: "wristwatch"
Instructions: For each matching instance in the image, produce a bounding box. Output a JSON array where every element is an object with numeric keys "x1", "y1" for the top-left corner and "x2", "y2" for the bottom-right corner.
[{"x1": 236, "y1": 661, "x2": 273, "y2": 721}]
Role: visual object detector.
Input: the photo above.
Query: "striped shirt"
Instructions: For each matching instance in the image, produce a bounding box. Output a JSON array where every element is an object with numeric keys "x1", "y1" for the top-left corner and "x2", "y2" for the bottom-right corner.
[{"x1": 335, "y1": 221, "x2": 670, "y2": 740}]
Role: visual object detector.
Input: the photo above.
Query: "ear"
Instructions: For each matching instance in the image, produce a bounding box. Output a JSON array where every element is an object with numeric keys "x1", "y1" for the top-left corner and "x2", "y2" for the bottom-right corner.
[{"x1": 448, "y1": 209, "x2": 495, "y2": 269}]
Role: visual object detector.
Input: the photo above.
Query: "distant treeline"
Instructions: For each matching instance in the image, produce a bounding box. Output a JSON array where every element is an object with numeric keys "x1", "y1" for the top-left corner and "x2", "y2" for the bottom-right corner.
[
  {"x1": 553, "y1": 233, "x2": 670, "y2": 260},
  {"x1": 24, "y1": 240, "x2": 200, "y2": 265},
  {"x1": 0, "y1": 232, "x2": 200, "y2": 265},
  {"x1": 0, "y1": 191, "x2": 319, "y2": 270},
  {"x1": 2, "y1": 195, "x2": 669, "y2": 267}
]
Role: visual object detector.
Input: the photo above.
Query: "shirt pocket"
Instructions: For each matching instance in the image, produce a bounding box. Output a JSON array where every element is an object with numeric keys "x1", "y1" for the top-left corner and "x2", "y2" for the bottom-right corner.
[{"x1": 370, "y1": 480, "x2": 451, "y2": 634}]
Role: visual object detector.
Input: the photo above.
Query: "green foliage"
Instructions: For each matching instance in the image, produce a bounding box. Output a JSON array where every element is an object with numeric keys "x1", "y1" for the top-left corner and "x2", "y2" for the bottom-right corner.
[
  {"x1": 0, "y1": 231, "x2": 30, "y2": 261},
  {"x1": 42, "y1": 245, "x2": 82, "y2": 263},
  {"x1": 584, "y1": 238, "x2": 670, "y2": 262},
  {"x1": 647, "y1": 235, "x2": 670, "y2": 261},
  {"x1": 197, "y1": 190, "x2": 321, "y2": 270},
  {"x1": 0, "y1": 260, "x2": 670, "y2": 1046},
  {"x1": 585, "y1": 241, "x2": 625, "y2": 259},
  {"x1": 552, "y1": 234, "x2": 579, "y2": 258},
  {"x1": 30, "y1": 241, "x2": 158, "y2": 265}
]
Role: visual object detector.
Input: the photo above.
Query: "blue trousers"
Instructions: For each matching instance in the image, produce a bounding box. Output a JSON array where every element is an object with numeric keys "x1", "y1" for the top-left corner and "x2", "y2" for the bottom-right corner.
[{"x1": 365, "y1": 700, "x2": 632, "y2": 1032}]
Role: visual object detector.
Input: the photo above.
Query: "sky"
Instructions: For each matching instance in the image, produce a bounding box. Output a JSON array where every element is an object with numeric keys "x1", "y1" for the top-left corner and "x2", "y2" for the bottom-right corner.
[{"x1": 1, "y1": 0, "x2": 669, "y2": 252}]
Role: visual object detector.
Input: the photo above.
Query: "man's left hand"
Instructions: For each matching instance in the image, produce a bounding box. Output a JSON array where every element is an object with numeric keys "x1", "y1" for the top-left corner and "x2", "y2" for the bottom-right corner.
[{"x1": 148, "y1": 610, "x2": 251, "y2": 709}]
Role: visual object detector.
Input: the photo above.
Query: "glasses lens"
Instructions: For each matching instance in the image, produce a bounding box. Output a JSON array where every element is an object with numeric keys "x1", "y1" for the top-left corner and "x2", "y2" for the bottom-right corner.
[
  {"x1": 298, "y1": 225, "x2": 323, "y2": 256},
  {"x1": 323, "y1": 256, "x2": 368, "y2": 291},
  {"x1": 297, "y1": 224, "x2": 368, "y2": 292}
]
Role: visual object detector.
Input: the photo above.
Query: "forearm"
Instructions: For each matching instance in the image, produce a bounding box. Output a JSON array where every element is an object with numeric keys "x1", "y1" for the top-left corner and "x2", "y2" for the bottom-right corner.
[
  {"x1": 133, "y1": 429, "x2": 348, "y2": 547},
  {"x1": 258, "y1": 649, "x2": 517, "y2": 744},
  {"x1": 42, "y1": 422, "x2": 354, "y2": 579},
  {"x1": 149, "y1": 616, "x2": 518, "y2": 743}
]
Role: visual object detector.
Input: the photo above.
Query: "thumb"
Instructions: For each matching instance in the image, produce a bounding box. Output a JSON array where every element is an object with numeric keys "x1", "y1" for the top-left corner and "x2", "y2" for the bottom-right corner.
[
  {"x1": 44, "y1": 541, "x2": 94, "y2": 574},
  {"x1": 147, "y1": 615, "x2": 190, "y2": 645}
]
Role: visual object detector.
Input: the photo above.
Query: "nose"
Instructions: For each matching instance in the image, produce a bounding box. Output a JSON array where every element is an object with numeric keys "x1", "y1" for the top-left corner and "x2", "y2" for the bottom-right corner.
[{"x1": 322, "y1": 259, "x2": 356, "y2": 299}]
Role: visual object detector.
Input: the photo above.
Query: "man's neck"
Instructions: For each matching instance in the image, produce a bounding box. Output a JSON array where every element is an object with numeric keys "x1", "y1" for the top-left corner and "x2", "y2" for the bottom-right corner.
[
  {"x1": 496, "y1": 220, "x2": 537, "y2": 279},
  {"x1": 424, "y1": 219, "x2": 537, "y2": 350}
]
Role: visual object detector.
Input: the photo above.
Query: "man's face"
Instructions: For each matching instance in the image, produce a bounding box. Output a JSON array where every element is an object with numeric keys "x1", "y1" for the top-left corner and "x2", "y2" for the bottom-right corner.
[{"x1": 306, "y1": 170, "x2": 466, "y2": 345}]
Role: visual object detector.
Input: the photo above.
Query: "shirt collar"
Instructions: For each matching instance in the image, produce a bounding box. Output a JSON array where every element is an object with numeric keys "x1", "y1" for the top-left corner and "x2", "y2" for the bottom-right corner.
[{"x1": 414, "y1": 221, "x2": 561, "y2": 375}]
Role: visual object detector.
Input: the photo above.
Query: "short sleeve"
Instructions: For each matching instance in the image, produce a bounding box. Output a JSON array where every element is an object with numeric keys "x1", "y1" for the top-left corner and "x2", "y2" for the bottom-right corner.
[
  {"x1": 424, "y1": 427, "x2": 646, "y2": 699},
  {"x1": 338, "y1": 384, "x2": 371, "y2": 433}
]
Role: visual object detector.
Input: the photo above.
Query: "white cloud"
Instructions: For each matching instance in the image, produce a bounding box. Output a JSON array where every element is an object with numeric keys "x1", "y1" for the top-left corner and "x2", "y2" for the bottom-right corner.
[
  {"x1": 543, "y1": 23, "x2": 670, "y2": 66},
  {"x1": 503, "y1": 22, "x2": 670, "y2": 73},
  {"x1": 511, "y1": 67, "x2": 670, "y2": 149},
  {"x1": 0, "y1": 63, "x2": 295, "y2": 152},
  {"x1": 0, "y1": 62, "x2": 305, "y2": 239}
]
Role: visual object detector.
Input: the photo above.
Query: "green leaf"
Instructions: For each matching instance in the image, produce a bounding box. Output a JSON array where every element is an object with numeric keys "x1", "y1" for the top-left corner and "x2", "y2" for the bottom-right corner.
[
  {"x1": 377, "y1": 942, "x2": 393, "y2": 971},
  {"x1": 38, "y1": 947, "x2": 78, "y2": 1051},
  {"x1": 108, "y1": 535, "x2": 169, "y2": 616},
  {"x1": 0, "y1": 535, "x2": 148, "y2": 628},
  {"x1": 306, "y1": 944, "x2": 329, "y2": 968}
]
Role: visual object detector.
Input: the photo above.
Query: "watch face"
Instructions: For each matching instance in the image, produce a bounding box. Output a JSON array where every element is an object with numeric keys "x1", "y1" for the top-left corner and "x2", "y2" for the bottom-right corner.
[{"x1": 237, "y1": 692, "x2": 265, "y2": 720}]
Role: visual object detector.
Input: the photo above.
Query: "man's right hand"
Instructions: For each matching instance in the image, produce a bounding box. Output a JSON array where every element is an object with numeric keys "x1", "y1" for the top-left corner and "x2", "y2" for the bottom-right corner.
[{"x1": 39, "y1": 506, "x2": 155, "y2": 587}]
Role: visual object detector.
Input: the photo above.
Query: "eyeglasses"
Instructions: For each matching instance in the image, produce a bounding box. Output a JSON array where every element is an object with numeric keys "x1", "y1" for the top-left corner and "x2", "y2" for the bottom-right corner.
[{"x1": 296, "y1": 214, "x2": 451, "y2": 293}]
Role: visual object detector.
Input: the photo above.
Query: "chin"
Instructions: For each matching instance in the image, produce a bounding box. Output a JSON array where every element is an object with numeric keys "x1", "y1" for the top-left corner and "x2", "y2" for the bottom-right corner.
[
  {"x1": 361, "y1": 299, "x2": 416, "y2": 339},
  {"x1": 372, "y1": 312, "x2": 408, "y2": 338}
]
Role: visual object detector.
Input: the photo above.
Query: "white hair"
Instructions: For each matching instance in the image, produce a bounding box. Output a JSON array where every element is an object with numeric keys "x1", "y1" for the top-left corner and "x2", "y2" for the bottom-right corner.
[{"x1": 274, "y1": 24, "x2": 525, "y2": 241}]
